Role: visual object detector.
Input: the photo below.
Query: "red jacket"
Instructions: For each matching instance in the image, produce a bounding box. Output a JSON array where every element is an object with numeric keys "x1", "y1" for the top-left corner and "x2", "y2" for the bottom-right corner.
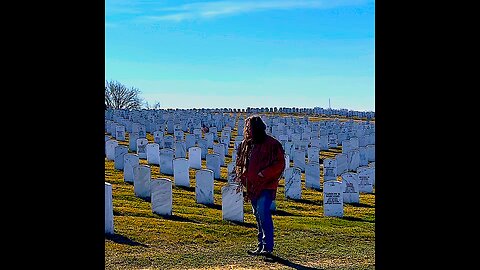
[{"x1": 236, "y1": 135, "x2": 285, "y2": 201}]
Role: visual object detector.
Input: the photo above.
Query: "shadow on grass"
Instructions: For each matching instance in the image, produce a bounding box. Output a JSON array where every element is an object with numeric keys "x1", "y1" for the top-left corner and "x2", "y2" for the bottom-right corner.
[
  {"x1": 290, "y1": 198, "x2": 322, "y2": 206},
  {"x1": 340, "y1": 216, "x2": 375, "y2": 223},
  {"x1": 202, "y1": 203, "x2": 223, "y2": 210},
  {"x1": 272, "y1": 209, "x2": 296, "y2": 216},
  {"x1": 347, "y1": 202, "x2": 375, "y2": 208},
  {"x1": 264, "y1": 254, "x2": 323, "y2": 269},
  {"x1": 175, "y1": 186, "x2": 195, "y2": 192},
  {"x1": 155, "y1": 214, "x2": 200, "y2": 223},
  {"x1": 227, "y1": 220, "x2": 257, "y2": 228},
  {"x1": 105, "y1": 233, "x2": 148, "y2": 247}
]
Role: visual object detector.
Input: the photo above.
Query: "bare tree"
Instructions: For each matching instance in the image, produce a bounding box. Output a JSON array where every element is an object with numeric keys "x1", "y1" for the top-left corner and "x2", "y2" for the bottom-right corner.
[
  {"x1": 153, "y1": 101, "x2": 161, "y2": 110},
  {"x1": 105, "y1": 80, "x2": 143, "y2": 110}
]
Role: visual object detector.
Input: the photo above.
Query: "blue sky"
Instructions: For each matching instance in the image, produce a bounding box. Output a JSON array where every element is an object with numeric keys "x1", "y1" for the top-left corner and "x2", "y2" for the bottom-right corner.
[{"x1": 105, "y1": 0, "x2": 375, "y2": 111}]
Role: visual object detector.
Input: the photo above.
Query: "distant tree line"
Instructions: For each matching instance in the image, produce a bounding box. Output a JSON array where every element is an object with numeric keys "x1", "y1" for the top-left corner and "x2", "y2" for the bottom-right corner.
[{"x1": 105, "y1": 80, "x2": 160, "y2": 110}]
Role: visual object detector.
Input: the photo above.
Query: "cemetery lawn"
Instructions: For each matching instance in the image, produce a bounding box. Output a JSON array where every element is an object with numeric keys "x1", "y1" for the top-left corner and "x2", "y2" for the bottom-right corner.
[{"x1": 105, "y1": 118, "x2": 375, "y2": 270}]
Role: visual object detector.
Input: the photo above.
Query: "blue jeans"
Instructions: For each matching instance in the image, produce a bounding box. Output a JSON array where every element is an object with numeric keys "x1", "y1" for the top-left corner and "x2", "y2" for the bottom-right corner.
[{"x1": 251, "y1": 189, "x2": 275, "y2": 252}]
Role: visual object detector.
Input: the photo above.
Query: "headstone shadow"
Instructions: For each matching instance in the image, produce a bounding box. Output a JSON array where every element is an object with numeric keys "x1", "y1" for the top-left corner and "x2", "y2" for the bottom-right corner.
[
  {"x1": 105, "y1": 233, "x2": 148, "y2": 247},
  {"x1": 291, "y1": 198, "x2": 322, "y2": 206},
  {"x1": 264, "y1": 254, "x2": 323, "y2": 270},
  {"x1": 347, "y1": 202, "x2": 374, "y2": 208},
  {"x1": 227, "y1": 220, "x2": 257, "y2": 228},
  {"x1": 175, "y1": 185, "x2": 195, "y2": 192},
  {"x1": 155, "y1": 213, "x2": 200, "y2": 223},
  {"x1": 339, "y1": 216, "x2": 375, "y2": 223}
]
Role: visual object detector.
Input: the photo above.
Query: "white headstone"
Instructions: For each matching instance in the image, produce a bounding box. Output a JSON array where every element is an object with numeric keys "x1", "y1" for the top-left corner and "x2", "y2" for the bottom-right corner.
[
  {"x1": 358, "y1": 146, "x2": 368, "y2": 167},
  {"x1": 341, "y1": 172, "x2": 359, "y2": 204},
  {"x1": 173, "y1": 158, "x2": 190, "y2": 187},
  {"x1": 336, "y1": 153, "x2": 348, "y2": 175},
  {"x1": 151, "y1": 178, "x2": 173, "y2": 216},
  {"x1": 136, "y1": 138, "x2": 148, "y2": 159},
  {"x1": 174, "y1": 141, "x2": 187, "y2": 158},
  {"x1": 195, "y1": 169, "x2": 214, "y2": 205},
  {"x1": 188, "y1": 147, "x2": 202, "y2": 169},
  {"x1": 319, "y1": 135, "x2": 329, "y2": 151},
  {"x1": 213, "y1": 143, "x2": 226, "y2": 166},
  {"x1": 328, "y1": 134, "x2": 338, "y2": 148},
  {"x1": 323, "y1": 158, "x2": 337, "y2": 182},
  {"x1": 198, "y1": 139, "x2": 208, "y2": 159},
  {"x1": 159, "y1": 148, "x2": 174, "y2": 175},
  {"x1": 164, "y1": 135, "x2": 174, "y2": 149},
  {"x1": 323, "y1": 181, "x2": 343, "y2": 217},
  {"x1": 347, "y1": 150, "x2": 360, "y2": 172},
  {"x1": 292, "y1": 149, "x2": 306, "y2": 172},
  {"x1": 123, "y1": 153, "x2": 139, "y2": 183},
  {"x1": 129, "y1": 131, "x2": 139, "y2": 151},
  {"x1": 206, "y1": 153, "x2": 221, "y2": 179},
  {"x1": 366, "y1": 145, "x2": 375, "y2": 162},
  {"x1": 174, "y1": 130, "x2": 184, "y2": 142},
  {"x1": 146, "y1": 143, "x2": 160, "y2": 165},
  {"x1": 284, "y1": 167, "x2": 302, "y2": 199},
  {"x1": 153, "y1": 131, "x2": 164, "y2": 147},
  {"x1": 227, "y1": 162, "x2": 236, "y2": 184},
  {"x1": 114, "y1": 145, "x2": 128, "y2": 170},
  {"x1": 105, "y1": 139, "x2": 118, "y2": 161},
  {"x1": 133, "y1": 165, "x2": 151, "y2": 199},
  {"x1": 357, "y1": 166, "x2": 374, "y2": 193},
  {"x1": 305, "y1": 162, "x2": 321, "y2": 190},
  {"x1": 307, "y1": 146, "x2": 320, "y2": 164},
  {"x1": 105, "y1": 182, "x2": 114, "y2": 234},
  {"x1": 205, "y1": 132, "x2": 214, "y2": 148},
  {"x1": 185, "y1": 133, "x2": 196, "y2": 149},
  {"x1": 115, "y1": 125, "x2": 126, "y2": 141},
  {"x1": 221, "y1": 184, "x2": 244, "y2": 222}
]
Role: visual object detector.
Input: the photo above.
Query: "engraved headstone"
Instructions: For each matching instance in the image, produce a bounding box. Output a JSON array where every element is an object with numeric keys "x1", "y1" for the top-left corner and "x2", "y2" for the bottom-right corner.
[
  {"x1": 206, "y1": 153, "x2": 221, "y2": 179},
  {"x1": 151, "y1": 178, "x2": 173, "y2": 216},
  {"x1": 222, "y1": 184, "x2": 244, "y2": 222},
  {"x1": 129, "y1": 131, "x2": 139, "y2": 151},
  {"x1": 213, "y1": 143, "x2": 226, "y2": 166},
  {"x1": 305, "y1": 162, "x2": 321, "y2": 190},
  {"x1": 105, "y1": 139, "x2": 118, "y2": 161},
  {"x1": 173, "y1": 158, "x2": 190, "y2": 187},
  {"x1": 323, "y1": 181, "x2": 343, "y2": 217},
  {"x1": 164, "y1": 135, "x2": 174, "y2": 149},
  {"x1": 153, "y1": 131, "x2": 164, "y2": 148},
  {"x1": 115, "y1": 125, "x2": 126, "y2": 141},
  {"x1": 195, "y1": 169, "x2": 214, "y2": 205},
  {"x1": 366, "y1": 145, "x2": 375, "y2": 162},
  {"x1": 188, "y1": 147, "x2": 202, "y2": 169},
  {"x1": 336, "y1": 153, "x2": 348, "y2": 175},
  {"x1": 357, "y1": 167, "x2": 374, "y2": 193},
  {"x1": 133, "y1": 165, "x2": 151, "y2": 199},
  {"x1": 146, "y1": 143, "x2": 160, "y2": 165},
  {"x1": 227, "y1": 162, "x2": 236, "y2": 184},
  {"x1": 174, "y1": 141, "x2": 187, "y2": 158},
  {"x1": 292, "y1": 149, "x2": 306, "y2": 172},
  {"x1": 358, "y1": 146, "x2": 368, "y2": 167},
  {"x1": 123, "y1": 153, "x2": 139, "y2": 183},
  {"x1": 341, "y1": 172, "x2": 359, "y2": 204},
  {"x1": 323, "y1": 158, "x2": 337, "y2": 182},
  {"x1": 136, "y1": 138, "x2": 148, "y2": 159},
  {"x1": 347, "y1": 150, "x2": 360, "y2": 172},
  {"x1": 105, "y1": 182, "x2": 114, "y2": 234},
  {"x1": 159, "y1": 148, "x2": 174, "y2": 175},
  {"x1": 114, "y1": 145, "x2": 128, "y2": 170},
  {"x1": 284, "y1": 167, "x2": 302, "y2": 199},
  {"x1": 307, "y1": 147, "x2": 320, "y2": 164},
  {"x1": 185, "y1": 133, "x2": 196, "y2": 149}
]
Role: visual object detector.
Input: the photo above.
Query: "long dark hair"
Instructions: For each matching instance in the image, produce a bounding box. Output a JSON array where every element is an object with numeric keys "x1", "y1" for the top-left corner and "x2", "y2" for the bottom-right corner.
[{"x1": 236, "y1": 115, "x2": 267, "y2": 176}]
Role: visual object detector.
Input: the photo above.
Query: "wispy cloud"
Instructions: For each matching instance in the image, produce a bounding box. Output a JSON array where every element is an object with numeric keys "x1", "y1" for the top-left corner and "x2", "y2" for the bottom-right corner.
[{"x1": 140, "y1": 0, "x2": 370, "y2": 22}]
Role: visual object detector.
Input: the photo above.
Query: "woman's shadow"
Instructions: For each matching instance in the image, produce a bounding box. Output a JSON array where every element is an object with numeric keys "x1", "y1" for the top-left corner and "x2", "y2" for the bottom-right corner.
[{"x1": 264, "y1": 254, "x2": 323, "y2": 270}]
